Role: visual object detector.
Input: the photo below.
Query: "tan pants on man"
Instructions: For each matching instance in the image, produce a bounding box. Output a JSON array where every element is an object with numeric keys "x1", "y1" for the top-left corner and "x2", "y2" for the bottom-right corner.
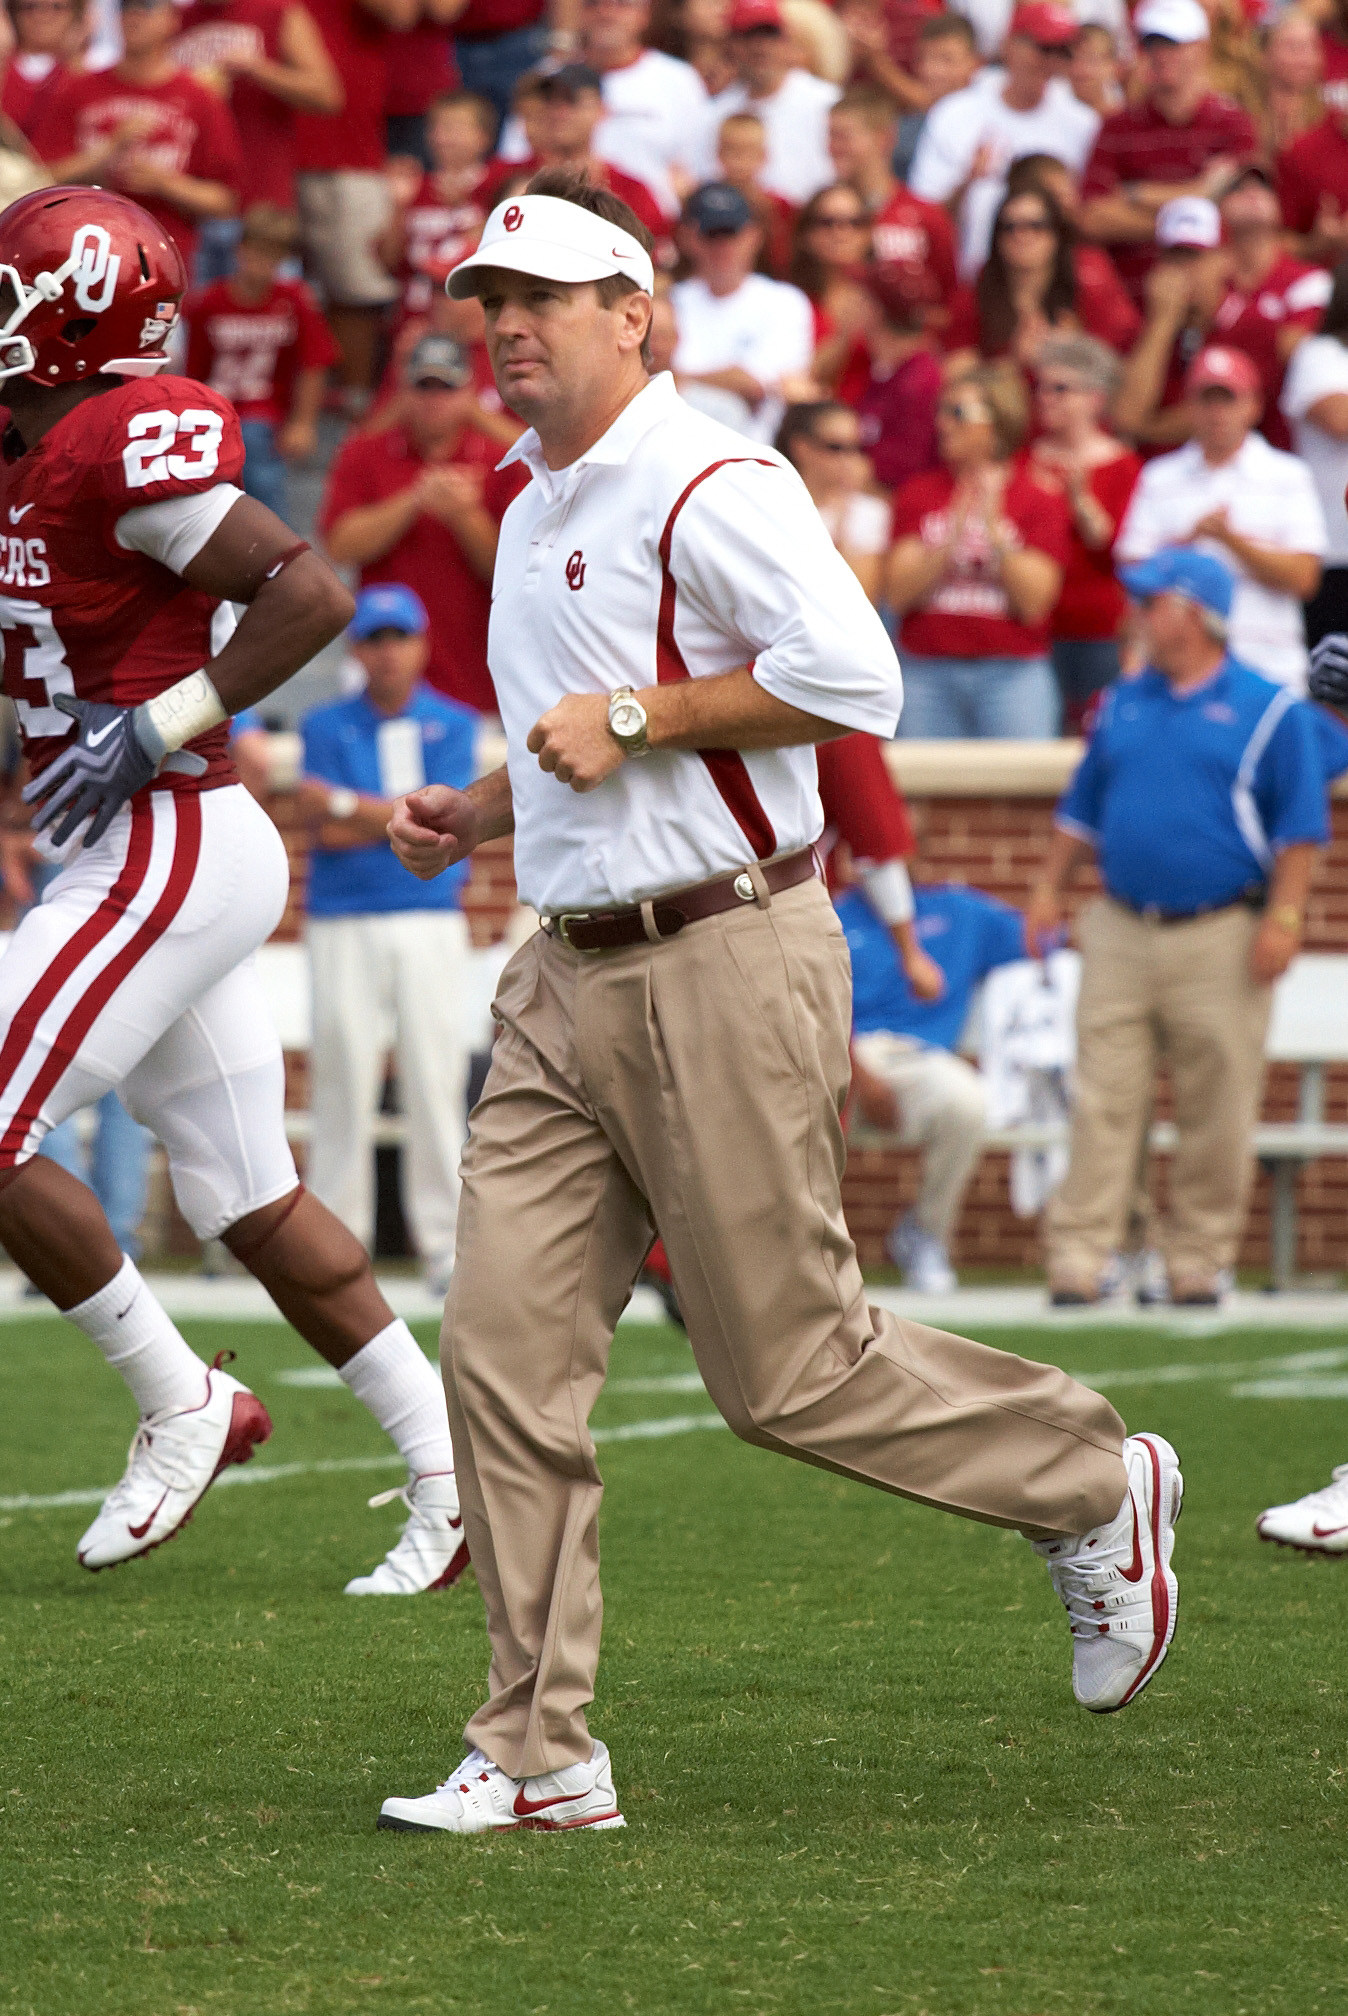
[
  {"x1": 442, "y1": 877, "x2": 1128, "y2": 1779},
  {"x1": 1044, "y1": 897, "x2": 1273, "y2": 1295}
]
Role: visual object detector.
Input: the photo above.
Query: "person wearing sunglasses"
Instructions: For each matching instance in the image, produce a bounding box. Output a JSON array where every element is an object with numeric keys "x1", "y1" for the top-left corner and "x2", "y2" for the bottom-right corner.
[
  {"x1": 1028, "y1": 335, "x2": 1141, "y2": 730},
  {"x1": 943, "y1": 183, "x2": 1141, "y2": 372},
  {"x1": 775, "y1": 398, "x2": 890, "y2": 603},
  {"x1": 888, "y1": 362, "x2": 1068, "y2": 738},
  {"x1": 788, "y1": 182, "x2": 872, "y2": 387}
]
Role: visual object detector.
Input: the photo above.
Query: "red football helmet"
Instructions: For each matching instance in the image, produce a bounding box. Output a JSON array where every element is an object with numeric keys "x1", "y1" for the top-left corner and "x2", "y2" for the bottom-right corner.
[{"x1": 0, "y1": 186, "x2": 187, "y2": 387}]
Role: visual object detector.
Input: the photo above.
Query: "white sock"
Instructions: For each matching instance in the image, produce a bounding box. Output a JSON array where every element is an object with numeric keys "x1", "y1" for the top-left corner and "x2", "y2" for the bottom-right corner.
[
  {"x1": 338, "y1": 1318, "x2": 454, "y2": 1479},
  {"x1": 66, "y1": 1256, "x2": 209, "y2": 1419}
]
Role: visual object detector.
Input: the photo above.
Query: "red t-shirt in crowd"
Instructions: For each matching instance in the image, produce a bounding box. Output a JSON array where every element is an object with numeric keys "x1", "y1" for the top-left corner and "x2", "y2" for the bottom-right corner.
[
  {"x1": 855, "y1": 347, "x2": 942, "y2": 491},
  {"x1": 816, "y1": 731, "x2": 916, "y2": 898},
  {"x1": 1277, "y1": 116, "x2": 1348, "y2": 236},
  {"x1": 890, "y1": 464, "x2": 1072, "y2": 659},
  {"x1": 452, "y1": 0, "x2": 545, "y2": 37},
  {"x1": 317, "y1": 424, "x2": 527, "y2": 712},
  {"x1": 182, "y1": 276, "x2": 339, "y2": 425},
  {"x1": 942, "y1": 247, "x2": 1141, "y2": 357},
  {"x1": 1081, "y1": 92, "x2": 1259, "y2": 296},
  {"x1": 175, "y1": 0, "x2": 295, "y2": 206},
  {"x1": 0, "y1": 54, "x2": 70, "y2": 141},
  {"x1": 385, "y1": 20, "x2": 455, "y2": 119},
  {"x1": 293, "y1": 0, "x2": 389, "y2": 172},
  {"x1": 32, "y1": 67, "x2": 245, "y2": 264},
  {"x1": 396, "y1": 167, "x2": 497, "y2": 315},
  {"x1": 1027, "y1": 447, "x2": 1140, "y2": 641},
  {"x1": 871, "y1": 185, "x2": 957, "y2": 305},
  {"x1": 1322, "y1": 27, "x2": 1348, "y2": 116},
  {"x1": 1208, "y1": 254, "x2": 1331, "y2": 449}
]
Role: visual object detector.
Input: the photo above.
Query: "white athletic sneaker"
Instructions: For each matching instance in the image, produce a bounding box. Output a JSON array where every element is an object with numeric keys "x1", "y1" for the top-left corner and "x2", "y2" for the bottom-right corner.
[
  {"x1": 344, "y1": 1472, "x2": 469, "y2": 1595},
  {"x1": 378, "y1": 1738, "x2": 625, "y2": 1834},
  {"x1": 1034, "y1": 1432, "x2": 1183, "y2": 1713},
  {"x1": 885, "y1": 1212, "x2": 957, "y2": 1294},
  {"x1": 77, "y1": 1356, "x2": 272, "y2": 1570},
  {"x1": 1257, "y1": 1465, "x2": 1348, "y2": 1555}
]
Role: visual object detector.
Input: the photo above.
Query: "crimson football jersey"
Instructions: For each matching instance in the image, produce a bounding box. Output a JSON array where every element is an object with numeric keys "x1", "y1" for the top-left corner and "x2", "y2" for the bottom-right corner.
[{"x1": 0, "y1": 375, "x2": 245, "y2": 793}]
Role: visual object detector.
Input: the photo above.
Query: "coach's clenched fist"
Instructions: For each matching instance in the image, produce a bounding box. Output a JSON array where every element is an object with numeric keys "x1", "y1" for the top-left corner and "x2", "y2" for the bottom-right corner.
[
  {"x1": 527, "y1": 693, "x2": 627, "y2": 792},
  {"x1": 388, "y1": 786, "x2": 483, "y2": 879}
]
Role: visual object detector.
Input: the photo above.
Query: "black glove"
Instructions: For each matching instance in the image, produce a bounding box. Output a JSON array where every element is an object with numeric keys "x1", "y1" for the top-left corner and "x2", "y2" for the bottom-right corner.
[
  {"x1": 22, "y1": 694, "x2": 159, "y2": 848},
  {"x1": 1309, "y1": 632, "x2": 1348, "y2": 709}
]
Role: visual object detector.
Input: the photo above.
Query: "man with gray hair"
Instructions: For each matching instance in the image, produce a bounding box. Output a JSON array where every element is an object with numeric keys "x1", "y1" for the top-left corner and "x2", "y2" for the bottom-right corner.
[{"x1": 1029, "y1": 547, "x2": 1329, "y2": 1307}]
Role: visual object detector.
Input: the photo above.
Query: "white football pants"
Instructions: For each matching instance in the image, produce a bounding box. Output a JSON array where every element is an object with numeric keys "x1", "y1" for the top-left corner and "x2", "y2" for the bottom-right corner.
[{"x1": 0, "y1": 783, "x2": 298, "y2": 1239}]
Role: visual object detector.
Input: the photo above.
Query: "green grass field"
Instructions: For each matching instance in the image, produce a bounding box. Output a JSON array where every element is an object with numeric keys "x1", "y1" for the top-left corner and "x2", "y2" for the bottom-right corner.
[{"x1": 4, "y1": 1309, "x2": 1348, "y2": 2016}]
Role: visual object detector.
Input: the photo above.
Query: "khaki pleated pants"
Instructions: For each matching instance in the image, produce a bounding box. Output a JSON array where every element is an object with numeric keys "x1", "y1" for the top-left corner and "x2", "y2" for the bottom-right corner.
[
  {"x1": 1043, "y1": 897, "x2": 1273, "y2": 1292},
  {"x1": 442, "y1": 876, "x2": 1128, "y2": 1778}
]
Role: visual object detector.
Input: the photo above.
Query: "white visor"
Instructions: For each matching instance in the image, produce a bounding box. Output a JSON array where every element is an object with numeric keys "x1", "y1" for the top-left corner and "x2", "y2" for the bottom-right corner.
[{"x1": 447, "y1": 194, "x2": 655, "y2": 300}]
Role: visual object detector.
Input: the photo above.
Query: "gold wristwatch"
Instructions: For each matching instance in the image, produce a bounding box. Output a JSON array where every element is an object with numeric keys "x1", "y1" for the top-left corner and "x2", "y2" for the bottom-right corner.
[{"x1": 607, "y1": 686, "x2": 651, "y2": 757}]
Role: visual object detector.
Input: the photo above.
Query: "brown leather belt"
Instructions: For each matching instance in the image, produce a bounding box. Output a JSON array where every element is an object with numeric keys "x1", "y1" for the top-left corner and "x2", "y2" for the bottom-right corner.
[{"x1": 541, "y1": 847, "x2": 820, "y2": 953}]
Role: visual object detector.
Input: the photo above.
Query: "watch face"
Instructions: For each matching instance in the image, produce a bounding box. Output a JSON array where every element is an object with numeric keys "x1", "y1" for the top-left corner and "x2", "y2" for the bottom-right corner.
[{"x1": 611, "y1": 702, "x2": 644, "y2": 740}]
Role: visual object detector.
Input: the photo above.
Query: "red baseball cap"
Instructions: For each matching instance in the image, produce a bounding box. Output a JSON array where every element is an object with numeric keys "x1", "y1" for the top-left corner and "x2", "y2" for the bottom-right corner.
[
  {"x1": 729, "y1": 0, "x2": 783, "y2": 30},
  {"x1": 1009, "y1": 2, "x2": 1078, "y2": 45},
  {"x1": 1185, "y1": 345, "x2": 1262, "y2": 397}
]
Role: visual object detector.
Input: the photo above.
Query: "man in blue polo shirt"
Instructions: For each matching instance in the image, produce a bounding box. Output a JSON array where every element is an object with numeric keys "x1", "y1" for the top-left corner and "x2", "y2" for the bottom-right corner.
[
  {"x1": 1028, "y1": 546, "x2": 1329, "y2": 1307},
  {"x1": 301, "y1": 584, "x2": 478, "y2": 1300},
  {"x1": 841, "y1": 881, "x2": 1028, "y2": 1293}
]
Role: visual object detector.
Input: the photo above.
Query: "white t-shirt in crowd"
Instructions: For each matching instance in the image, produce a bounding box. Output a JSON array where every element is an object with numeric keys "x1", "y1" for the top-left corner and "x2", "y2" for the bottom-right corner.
[
  {"x1": 909, "y1": 70, "x2": 1100, "y2": 276},
  {"x1": 1115, "y1": 432, "x2": 1329, "y2": 690},
  {"x1": 702, "y1": 68, "x2": 842, "y2": 204},
  {"x1": 1281, "y1": 334, "x2": 1348, "y2": 568},
  {"x1": 819, "y1": 492, "x2": 892, "y2": 557},
  {"x1": 489, "y1": 372, "x2": 903, "y2": 911},
  {"x1": 670, "y1": 272, "x2": 815, "y2": 441},
  {"x1": 592, "y1": 49, "x2": 713, "y2": 214},
  {"x1": 494, "y1": 49, "x2": 710, "y2": 215}
]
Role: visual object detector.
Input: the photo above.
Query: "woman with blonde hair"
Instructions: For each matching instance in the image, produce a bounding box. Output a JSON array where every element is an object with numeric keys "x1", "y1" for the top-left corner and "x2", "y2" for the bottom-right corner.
[{"x1": 887, "y1": 362, "x2": 1071, "y2": 738}]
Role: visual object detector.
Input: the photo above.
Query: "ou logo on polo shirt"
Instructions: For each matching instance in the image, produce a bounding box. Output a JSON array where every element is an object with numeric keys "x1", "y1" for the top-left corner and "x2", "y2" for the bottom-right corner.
[
  {"x1": 503, "y1": 206, "x2": 523, "y2": 231},
  {"x1": 565, "y1": 550, "x2": 586, "y2": 590}
]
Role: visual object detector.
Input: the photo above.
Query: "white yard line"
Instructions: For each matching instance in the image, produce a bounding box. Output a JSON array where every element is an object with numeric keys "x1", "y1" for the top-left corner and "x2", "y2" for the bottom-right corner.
[{"x1": 8, "y1": 1342, "x2": 1348, "y2": 1520}]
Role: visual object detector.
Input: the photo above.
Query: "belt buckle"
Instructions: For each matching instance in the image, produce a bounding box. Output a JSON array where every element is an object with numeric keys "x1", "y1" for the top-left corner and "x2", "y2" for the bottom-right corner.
[{"x1": 552, "y1": 912, "x2": 591, "y2": 950}]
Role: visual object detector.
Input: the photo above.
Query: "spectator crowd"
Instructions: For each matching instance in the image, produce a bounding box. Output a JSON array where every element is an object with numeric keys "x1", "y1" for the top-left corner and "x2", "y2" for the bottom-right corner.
[{"x1": 7, "y1": 0, "x2": 1348, "y2": 1307}]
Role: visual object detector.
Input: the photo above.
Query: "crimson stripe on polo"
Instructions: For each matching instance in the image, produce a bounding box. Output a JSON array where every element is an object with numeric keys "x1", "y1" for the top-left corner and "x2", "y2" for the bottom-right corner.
[
  {"x1": 656, "y1": 458, "x2": 778, "y2": 862},
  {"x1": 0, "y1": 794, "x2": 203, "y2": 1166},
  {"x1": 0, "y1": 797, "x2": 157, "y2": 1125}
]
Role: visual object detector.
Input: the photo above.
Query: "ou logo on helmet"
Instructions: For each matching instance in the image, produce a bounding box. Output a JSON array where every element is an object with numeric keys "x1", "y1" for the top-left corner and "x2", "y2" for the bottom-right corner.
[{"x1": 68, "y1": 225, "x2": 121, "y2": 314}]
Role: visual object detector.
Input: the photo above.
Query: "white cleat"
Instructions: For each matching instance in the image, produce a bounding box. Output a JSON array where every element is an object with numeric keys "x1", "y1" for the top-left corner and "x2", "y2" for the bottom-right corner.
[
  {"x1": 1257, "y1": 1465, "x2": 1348, "y2": 1555},
  {"x1": 1034, "y1": 1432, "x2": 1183, "y2": 1713},
  {"x1": 344, "y1": 1471, "x2": 469, "y2": 1595},
  {"x1": 77, "y1": 1355, "x2": 272, "y2": 1571},
  {"x1": 378, "y1": 1739, "x2": 626, "y2": 1835}
]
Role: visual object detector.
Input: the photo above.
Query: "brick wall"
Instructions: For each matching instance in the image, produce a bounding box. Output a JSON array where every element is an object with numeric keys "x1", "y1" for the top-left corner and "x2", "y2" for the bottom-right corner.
[{"x1": 261, "y1": 742, "x2": 1348, "y2": 1276}]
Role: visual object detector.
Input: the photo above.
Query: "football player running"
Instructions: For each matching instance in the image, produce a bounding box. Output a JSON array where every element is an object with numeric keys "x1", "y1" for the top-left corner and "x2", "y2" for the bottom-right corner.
[{"x1": 0, "y1": 187, "x2": 465, "y2": 1596}]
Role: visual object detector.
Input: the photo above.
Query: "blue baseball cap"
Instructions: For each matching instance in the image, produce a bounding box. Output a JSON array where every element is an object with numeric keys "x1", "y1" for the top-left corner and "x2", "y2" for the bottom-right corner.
[
  {"x1": 350, "y1": 584, "x2": 429, "y2": 639},
  {"x1": 1118, "y1": 545, "x2": 1234, "y2": 620},
  {"x1": 683, "y1": 181, "x2": 754, "y2": 235}
]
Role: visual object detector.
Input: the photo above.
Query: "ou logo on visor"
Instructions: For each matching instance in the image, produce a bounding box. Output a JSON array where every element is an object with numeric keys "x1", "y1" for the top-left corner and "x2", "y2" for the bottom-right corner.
[
  {"x1": 68, "y1": 225, "x2": 121, "y2": 313},
  {"x1": 502, "y1": 206, "x2": 523, "y2": 232}
]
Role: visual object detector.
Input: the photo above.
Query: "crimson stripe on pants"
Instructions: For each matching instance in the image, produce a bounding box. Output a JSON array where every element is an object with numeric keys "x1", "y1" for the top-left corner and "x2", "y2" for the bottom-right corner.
[
  {"x1": 656, "y1": 458, "x2": 778, "y2": 861},
  {"x1": 0, "y1": 793, "x2": 203, "y2": 1166},
  {"x1": 0, "y1": 799, "x2": 157, "y2": 1134}
]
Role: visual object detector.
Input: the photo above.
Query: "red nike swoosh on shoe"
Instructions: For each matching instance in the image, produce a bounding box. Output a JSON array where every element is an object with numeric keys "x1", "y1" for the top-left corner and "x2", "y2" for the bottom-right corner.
[
  {"x1": 1118, "y1": 1489, "x2": 1145, "y2": 1582},
  {"x1": 512, "y1": 1787, "x2": 592, "y2": 1818},
  {"x1": 1311, "y1": 1521, "x2": 1348, "y2": 1538},
  {"x1": 127, "y1": 1491, "x2": 169, "y2": 1540}
]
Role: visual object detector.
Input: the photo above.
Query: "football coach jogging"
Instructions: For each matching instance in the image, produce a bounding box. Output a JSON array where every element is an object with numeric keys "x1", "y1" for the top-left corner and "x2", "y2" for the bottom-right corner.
[{"x1": 377, "y1": 167, "x2": 1183, "y2": 1838}]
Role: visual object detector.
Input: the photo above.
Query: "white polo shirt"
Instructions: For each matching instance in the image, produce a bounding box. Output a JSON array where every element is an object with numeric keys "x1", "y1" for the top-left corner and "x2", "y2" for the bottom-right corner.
[
  {"x1": 1114, "y1": 432, "x2": 1329, "y2": 691},
  {"x1": 488, "y1": 371, "x2": 904, "y2": 913}
]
